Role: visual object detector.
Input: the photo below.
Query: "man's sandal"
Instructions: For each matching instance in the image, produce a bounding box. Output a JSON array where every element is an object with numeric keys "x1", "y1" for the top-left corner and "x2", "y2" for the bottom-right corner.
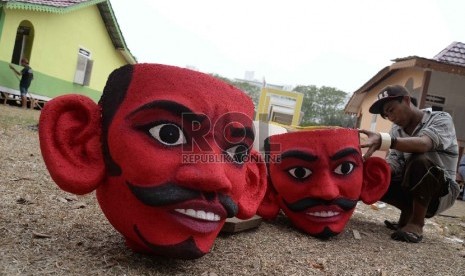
[
  {"x1": 391, "y1": 230, "x2": 423, "y2": 243},
  {"x1": 384, "y1": 220, "x2": 399, "y2": 230}
]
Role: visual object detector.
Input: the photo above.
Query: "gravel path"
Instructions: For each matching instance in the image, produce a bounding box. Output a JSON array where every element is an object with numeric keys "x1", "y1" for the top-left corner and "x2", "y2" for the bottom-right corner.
[{"x1": 1, "y1": 105, "x2": 464, "y2": 275}]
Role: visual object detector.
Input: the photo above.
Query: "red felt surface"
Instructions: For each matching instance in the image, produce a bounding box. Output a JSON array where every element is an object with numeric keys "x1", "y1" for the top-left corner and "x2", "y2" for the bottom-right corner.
[
  {"x1": 258, "y1": 128, "x2": 390, "y2": 237},
  {"x1": 39, "y1": 63, "x2": 267, "y2": 259}
]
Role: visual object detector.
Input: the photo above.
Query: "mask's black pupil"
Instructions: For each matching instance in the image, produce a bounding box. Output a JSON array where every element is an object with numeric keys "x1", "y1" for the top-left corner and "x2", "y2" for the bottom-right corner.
[
  {"x1": 340, "y1": 163, "x2": 351, "y2": 174},
  {"x1": 160, "y1": 124, "x2": 180, "y2": 144},
  {"x1": 294, "y1": 167, "x2": 306, "y2": 178},
  {"x1": 234, "y1": 145, "x2": 248, "y2": 163}
]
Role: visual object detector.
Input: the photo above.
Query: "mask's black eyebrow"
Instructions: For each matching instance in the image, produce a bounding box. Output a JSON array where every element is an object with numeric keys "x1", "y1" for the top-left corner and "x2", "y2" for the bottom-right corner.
[
  {"x1": 281, "y1": 150, "x2": 318, "y2": 162},
  {"x1": 229, "y1": 127, "x2": 255, "y2": 141},
  {"x1": 330, "y1": 148, "x2": 360, "y2": 161},
  {"x1": 127, "y1": 100, "x2": 206, "y2": 123}
]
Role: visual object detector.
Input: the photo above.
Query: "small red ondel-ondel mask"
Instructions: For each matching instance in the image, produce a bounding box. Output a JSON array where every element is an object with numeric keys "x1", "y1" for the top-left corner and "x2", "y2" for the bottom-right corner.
[{"x1": 258, "y1": 127, "x2": 390, "y2": 238}]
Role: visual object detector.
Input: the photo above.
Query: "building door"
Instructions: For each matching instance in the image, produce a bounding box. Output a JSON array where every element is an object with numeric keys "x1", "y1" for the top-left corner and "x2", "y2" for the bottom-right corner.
[{"x1": 11, "y1": 21, "x2": 34, "y2": 65}]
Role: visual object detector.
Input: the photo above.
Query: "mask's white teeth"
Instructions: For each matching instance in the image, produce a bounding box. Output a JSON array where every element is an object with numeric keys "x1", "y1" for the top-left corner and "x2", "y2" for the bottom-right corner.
[
  {"x1": 175, "y1": 208, "x2": 221, "y2": 221},
  {"x1": 307, "y1": 211, "x2": 340, "y2": 217}
]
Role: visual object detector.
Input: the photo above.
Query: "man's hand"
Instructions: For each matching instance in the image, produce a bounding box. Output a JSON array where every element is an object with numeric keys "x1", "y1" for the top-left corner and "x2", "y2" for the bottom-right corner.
[
  {"x1": 9, "y1": 64, "x2": 19, "y2": 76},
  {"x1": 358, "y1": 129, "x2": 381, "y2": 160}
]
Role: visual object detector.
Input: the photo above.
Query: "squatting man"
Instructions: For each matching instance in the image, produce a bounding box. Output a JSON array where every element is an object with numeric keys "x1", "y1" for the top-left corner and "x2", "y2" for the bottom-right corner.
[{"x1": 359, "y1": 84, "x2": 459, "y2": 243}]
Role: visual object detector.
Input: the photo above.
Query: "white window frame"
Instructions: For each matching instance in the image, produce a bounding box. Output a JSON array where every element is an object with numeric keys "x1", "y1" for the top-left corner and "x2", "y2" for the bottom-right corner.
[{"x1": 73, "y1": 47, "x2": 93, "y2": 86}]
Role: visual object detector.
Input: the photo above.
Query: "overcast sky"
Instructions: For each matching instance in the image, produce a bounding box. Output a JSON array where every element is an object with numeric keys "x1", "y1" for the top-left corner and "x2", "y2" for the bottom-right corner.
[{"x1": 110, "y1": 0, "x2": 464, "y2": 92}]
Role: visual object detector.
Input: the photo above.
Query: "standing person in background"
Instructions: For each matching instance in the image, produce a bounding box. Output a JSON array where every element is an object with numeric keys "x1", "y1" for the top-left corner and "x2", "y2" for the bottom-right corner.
[
  {"x1": 9, "y1": 58, "x2": 34, "y2": 109},
  {"x1": 359, "y1": 84, "x2": 460, "y2": 243}
]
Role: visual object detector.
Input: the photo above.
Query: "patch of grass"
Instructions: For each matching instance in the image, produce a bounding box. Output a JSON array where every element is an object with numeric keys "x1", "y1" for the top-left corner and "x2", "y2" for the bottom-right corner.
[{"x1": 0, "y1": 105, "x2": 39, "y2": 129}]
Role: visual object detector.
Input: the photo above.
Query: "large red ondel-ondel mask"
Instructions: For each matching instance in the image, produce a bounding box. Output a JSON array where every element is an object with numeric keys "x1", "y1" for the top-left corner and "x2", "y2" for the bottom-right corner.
[
  {"x1": 258, "y1": 127, "x2": 390, "y2": 238},
  {"x1": 38, "y1": 63, "x2": 267, "y2": 259}
]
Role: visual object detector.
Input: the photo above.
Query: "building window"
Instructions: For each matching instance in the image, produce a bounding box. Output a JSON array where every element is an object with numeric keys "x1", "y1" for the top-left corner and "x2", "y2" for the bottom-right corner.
[
  {"x1": 424, "y1": 94, "x2": 446, "y2": 112},
  {"x1": 74, "y1": 47, "x2": 93, "y2": 86},
  {"x1": 11, "y1": 21, "x2": 34, "y2": 65}
]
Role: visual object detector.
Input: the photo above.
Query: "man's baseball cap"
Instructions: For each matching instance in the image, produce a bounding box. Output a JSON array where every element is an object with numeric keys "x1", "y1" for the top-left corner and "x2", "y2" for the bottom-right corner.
[{"x1": 369, "y1": 85, "x2": 409, "y2": 114}]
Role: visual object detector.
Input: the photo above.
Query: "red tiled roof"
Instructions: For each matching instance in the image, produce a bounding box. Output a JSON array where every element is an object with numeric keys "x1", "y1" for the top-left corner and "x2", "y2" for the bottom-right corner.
[
  {"x1": 1, "y1": 0, "x2": 90, "y2": 8},
  {"x1": 434, "y1": 41, "x2": 465, "y2": 67},
  {"x1": 2, "y1": 0, "x2": 89, "y2": 8}
]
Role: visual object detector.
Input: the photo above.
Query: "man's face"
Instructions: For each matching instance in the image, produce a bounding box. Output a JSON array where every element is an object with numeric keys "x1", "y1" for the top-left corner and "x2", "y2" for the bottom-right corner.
[
  {"x1": 266, "y1": 128, "x2": 364, "y2": 238},
  {"x1": 97, "y1": 64, "x2": 255, "y2": 258},
  {"x1": 381, "y1": 97, "x2": 410, "y2": 125}
]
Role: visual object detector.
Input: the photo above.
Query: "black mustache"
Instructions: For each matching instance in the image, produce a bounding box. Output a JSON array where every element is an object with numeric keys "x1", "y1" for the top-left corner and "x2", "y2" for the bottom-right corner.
[
  {"x1": 283, "y1": 197, "x2": 358, "y2": 212},
  {"x1": 127, "y1": 182, "x2": 238, "y2": 217}
]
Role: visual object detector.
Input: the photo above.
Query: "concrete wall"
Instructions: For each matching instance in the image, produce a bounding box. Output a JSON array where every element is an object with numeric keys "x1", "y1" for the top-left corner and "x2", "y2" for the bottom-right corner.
[{"x1": 428, "y1": 71, "x2": 465, "y2": 146}]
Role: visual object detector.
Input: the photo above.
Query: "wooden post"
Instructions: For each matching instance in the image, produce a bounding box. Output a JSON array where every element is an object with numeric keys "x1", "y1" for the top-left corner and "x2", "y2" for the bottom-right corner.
[{"x1": 221, "y1": 215, "x2": 263, "y2": 233}]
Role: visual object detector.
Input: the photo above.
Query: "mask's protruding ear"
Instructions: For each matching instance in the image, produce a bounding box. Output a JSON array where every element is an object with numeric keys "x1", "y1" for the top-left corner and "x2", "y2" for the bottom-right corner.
[
  {"x1": 255, "y1": 135, "x2": 280, "y2": 219},
  {"x1": 360, "y1": 156, "x2": 391, "y2": 204},
  {"x1": 256, "y1": 180, "x2": 280, "y2": 220},
  {"x1": 39, "y1": 95, "x2": 105, "y2": 195},
  {"x1": 236, "y1": 150, "x2": 268, "y2": 219}
]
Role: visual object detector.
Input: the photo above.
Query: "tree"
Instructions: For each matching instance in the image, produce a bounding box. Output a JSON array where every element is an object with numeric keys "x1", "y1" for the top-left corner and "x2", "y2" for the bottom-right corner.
[
  {"x1": 210, "y1": 74, "x2": 356, "y2": 127},
  {"x1": 211, "y1": 74, "x2": 260, "y2": 107},
  {"x1": 293, "y1": 85, "x2": 319, "y2": 125},
  {"x1": 230, "y1": 81, "x2": 260, "y2": 107},
  {"x1": 293, "y1": 85, "x2": 356, "y2": 127}
]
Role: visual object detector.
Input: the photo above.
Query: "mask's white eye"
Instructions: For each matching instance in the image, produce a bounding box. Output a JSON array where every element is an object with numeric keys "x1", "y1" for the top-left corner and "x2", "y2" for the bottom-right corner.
[
  {"x1": 149, "y1": 123, "x2": 186, "y2": 146},
  {"x1": 334, "y1": 162, "x2": 355, "y2": 175},
  {"x1": 288, "y1": 167, "x2": 312, "y2": 180},
  {"x1": 225, "y1": 144, "x2": 249, "y2": 164}
]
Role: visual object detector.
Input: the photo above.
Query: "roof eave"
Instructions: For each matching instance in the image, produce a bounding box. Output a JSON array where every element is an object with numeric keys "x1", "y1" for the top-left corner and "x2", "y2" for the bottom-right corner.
[
  {"x1": 344, "y1": 66, "x2": 394, "y2": 114},
  {"x1": 344, "y1": 56, "x2": 465, "y2": 114},
  {"x1": 118, "y1": 49, "x2": 137, "y2": 65},
  {"x1": 97, "y1": 1, "x2": 137, "y2": 64}
]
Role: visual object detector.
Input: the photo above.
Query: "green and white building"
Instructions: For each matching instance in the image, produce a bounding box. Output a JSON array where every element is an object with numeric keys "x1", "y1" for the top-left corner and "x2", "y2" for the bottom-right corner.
[{"x1": 0, "y1": 0, "x2": 135, "y2": 102}]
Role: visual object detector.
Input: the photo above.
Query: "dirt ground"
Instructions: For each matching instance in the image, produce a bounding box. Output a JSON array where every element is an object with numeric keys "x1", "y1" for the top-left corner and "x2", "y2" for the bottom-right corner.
[{"x1": 1, "y1": 105, "x2": 464, "y2": 276}]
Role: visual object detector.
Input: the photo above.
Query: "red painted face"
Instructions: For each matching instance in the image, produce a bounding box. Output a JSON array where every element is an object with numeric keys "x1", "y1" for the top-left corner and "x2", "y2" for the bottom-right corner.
[
  {"x1": 96, "y1": 64, "x2": 256, "y2": 258},
  {"x1": 266, "y1": 128, "x2": 363, "y2": 238}
]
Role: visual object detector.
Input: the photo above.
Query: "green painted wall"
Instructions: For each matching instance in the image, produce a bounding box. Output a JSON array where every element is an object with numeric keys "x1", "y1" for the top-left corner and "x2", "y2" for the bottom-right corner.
[
  {"x1": 0, "y1": 4, "x2": 128, "y2": 101},
  {"x1": 0, "y1": 60, "x2": 101, "y2": 101}
]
